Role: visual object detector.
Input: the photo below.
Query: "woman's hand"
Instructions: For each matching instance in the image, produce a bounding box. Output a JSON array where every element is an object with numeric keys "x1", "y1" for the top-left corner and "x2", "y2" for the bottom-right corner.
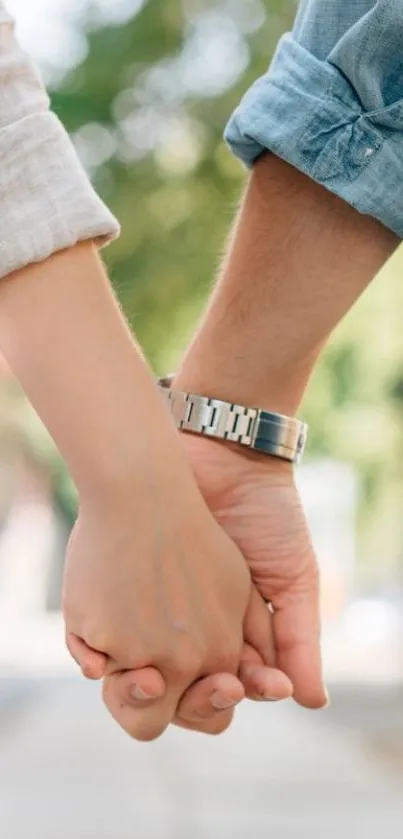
[{"x1": 63, "y1": 459, "x2": 291, "y2": 741}]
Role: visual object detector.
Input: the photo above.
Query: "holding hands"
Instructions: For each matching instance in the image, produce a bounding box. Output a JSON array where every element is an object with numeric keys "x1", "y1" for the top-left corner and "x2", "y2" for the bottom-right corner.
[
  {"x1": 3, "y1": 152, "x2": 392, "y2": 741},
  {"x1": 64, "y1": 433, "x2": 297, "y2": 740},
  {"x1": 65, "y1": 398, "x2": 325, "y2": 740}
]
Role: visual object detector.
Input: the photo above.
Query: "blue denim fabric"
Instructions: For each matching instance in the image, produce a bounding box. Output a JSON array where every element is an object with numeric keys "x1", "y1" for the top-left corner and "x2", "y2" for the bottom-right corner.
[{"x1": 225, "y1": 0, "x2": 403, "y2": 237}]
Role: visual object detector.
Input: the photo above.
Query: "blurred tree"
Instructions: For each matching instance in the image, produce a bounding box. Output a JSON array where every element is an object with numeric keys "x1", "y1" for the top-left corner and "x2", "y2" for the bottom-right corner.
[{"x1": 52, "y1": 0, "x2": 295, "y2": 369}]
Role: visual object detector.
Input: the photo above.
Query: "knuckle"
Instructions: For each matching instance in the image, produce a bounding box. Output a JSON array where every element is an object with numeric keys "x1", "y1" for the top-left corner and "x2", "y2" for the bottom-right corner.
[
  {"x1": 162, "y1": 644, "x2": 204, "y2": 682},
  {"x1": 209, "y1": 626, "x2": 242, "y2": 673},
  {"x1": 211, "y1": 642, "x2": 239, "y2": 675},
  {"x1": 161, "y1": 628, "x2": 240, "y2": 682},
  {"x1": 175, "y1": 652, "x2": 202, "y2": 681},
  {"x1": 81, "y1": 625, "x2": 112, "y2": 656}
]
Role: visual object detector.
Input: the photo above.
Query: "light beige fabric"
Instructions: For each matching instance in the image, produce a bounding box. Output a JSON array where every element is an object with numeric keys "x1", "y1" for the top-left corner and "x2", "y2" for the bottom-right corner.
[{"x1": 0, "y1": 4, "x2": 119, "y2": 279}]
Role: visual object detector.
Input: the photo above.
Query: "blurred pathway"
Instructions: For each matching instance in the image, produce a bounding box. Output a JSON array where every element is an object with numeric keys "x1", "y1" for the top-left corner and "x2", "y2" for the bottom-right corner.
[{"x1": 1, "y1": 679, "x2": 403, "y2": 839}]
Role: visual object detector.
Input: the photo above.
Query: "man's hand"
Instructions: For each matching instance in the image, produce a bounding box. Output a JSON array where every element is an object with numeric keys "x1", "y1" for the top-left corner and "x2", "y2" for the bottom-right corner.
[
  {"x1": 151, "y1": 152, "x2": 397, "y2": 717},
  {"x1": 181, "y1": 433, "x2": 327, "y2": 710}
]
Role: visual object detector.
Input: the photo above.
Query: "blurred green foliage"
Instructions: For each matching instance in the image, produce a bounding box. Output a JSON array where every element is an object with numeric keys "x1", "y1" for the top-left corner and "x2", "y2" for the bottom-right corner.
[
  {"x1": 52, "y1": 0, "x2": 296, "y2": 369},
  {"x1": 5, "y1": 0, "x2": 403, "y2": 573}
]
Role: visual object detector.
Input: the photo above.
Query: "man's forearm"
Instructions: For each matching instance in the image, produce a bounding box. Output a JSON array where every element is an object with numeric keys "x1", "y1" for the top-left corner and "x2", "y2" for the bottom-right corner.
[
  {"x1": 0, "y1": 243, "x2": 182, "y2": 498},
  {"x1": 175, "y1": 155, "x2": 398, "y2": 415}
]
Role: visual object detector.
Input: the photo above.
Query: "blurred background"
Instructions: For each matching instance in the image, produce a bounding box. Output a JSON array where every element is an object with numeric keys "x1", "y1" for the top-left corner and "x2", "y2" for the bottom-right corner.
[{"x1": 1, "y1": 0, "x2": 403, "y2": 836}]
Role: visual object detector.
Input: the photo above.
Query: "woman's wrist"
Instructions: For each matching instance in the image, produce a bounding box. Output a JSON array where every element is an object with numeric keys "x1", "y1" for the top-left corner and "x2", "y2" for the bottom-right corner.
[{"x1": 0, "y1": 242, "x2": 195, "y2": 501}]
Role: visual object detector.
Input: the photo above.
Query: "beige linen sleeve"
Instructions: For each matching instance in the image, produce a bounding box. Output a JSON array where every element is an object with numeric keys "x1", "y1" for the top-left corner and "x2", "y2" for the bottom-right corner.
[{"x1": 0, "y1": 4, "x2": 119, "y2": 280}]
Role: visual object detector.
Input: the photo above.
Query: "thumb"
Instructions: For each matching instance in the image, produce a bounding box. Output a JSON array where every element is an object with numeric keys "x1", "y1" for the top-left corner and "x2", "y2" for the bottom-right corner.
[{"x1": 271, "y1": 583, "x2": 328, "y2": 709}]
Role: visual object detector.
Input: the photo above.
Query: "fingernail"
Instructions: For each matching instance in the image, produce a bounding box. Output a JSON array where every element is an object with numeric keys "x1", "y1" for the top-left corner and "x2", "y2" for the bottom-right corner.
[
  {"x1": 323, "y1": 689, "x2": 331, "y2": 709},
  {"x1": 130, "y1": 685, "x2": 155, "y2": 701},
  {"x1": 257, "y1": 692, "x2": 279, "y2": 702},
  {"x1": 210, "y1": 692, "x2": 237, "y2": 711}
]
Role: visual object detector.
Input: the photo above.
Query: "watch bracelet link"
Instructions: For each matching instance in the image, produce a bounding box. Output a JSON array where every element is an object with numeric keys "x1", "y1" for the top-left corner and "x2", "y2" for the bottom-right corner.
[{"x1": 158, "y1": 376, "x2": 308, "y2": 464}]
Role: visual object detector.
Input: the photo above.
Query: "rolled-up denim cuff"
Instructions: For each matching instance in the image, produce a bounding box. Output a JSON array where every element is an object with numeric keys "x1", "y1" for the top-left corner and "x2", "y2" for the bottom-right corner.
[{"x1": 225, "y1": 35, "x2": 403, "y2": 239}]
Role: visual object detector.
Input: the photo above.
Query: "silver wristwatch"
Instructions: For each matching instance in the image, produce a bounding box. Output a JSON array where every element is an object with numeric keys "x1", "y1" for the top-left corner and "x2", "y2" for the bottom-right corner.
[{"x1": 158, "y1": 377, "x2": 308, "y2": 464}]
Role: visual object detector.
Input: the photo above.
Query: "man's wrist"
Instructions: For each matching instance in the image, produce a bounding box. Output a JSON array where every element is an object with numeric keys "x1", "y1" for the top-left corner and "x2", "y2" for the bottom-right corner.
[
  {"x1": 173, "y1": 356, "x2": 313, "y2": 417},
  {"x1": 166, "y1": 371, "x2": 308, "y2": 464}
]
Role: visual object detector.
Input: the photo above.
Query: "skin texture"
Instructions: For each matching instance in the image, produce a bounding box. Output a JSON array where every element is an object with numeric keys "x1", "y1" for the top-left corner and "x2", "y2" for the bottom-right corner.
[
  {"x1": 99, "y1": 154, "x2": 398, "y2": 730},
  {"x1": 0, "y1": 242, "x2": 290, "y2": 741}
]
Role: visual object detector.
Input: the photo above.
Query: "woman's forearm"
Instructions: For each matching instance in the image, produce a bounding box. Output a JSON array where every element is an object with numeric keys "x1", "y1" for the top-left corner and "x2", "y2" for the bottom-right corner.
[
  {"x1": 175, "y1": 155, "x2": 398, "y2": 414},
  {"x1": 0, "y1": 242, "x2": 178, "y2": 498}
]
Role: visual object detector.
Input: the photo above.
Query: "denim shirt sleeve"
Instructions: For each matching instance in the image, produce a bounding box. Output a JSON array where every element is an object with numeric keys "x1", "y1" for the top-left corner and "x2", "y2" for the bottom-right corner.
[{"x1": 225, "y1": 0, "x2": 403, "y2": 238}]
